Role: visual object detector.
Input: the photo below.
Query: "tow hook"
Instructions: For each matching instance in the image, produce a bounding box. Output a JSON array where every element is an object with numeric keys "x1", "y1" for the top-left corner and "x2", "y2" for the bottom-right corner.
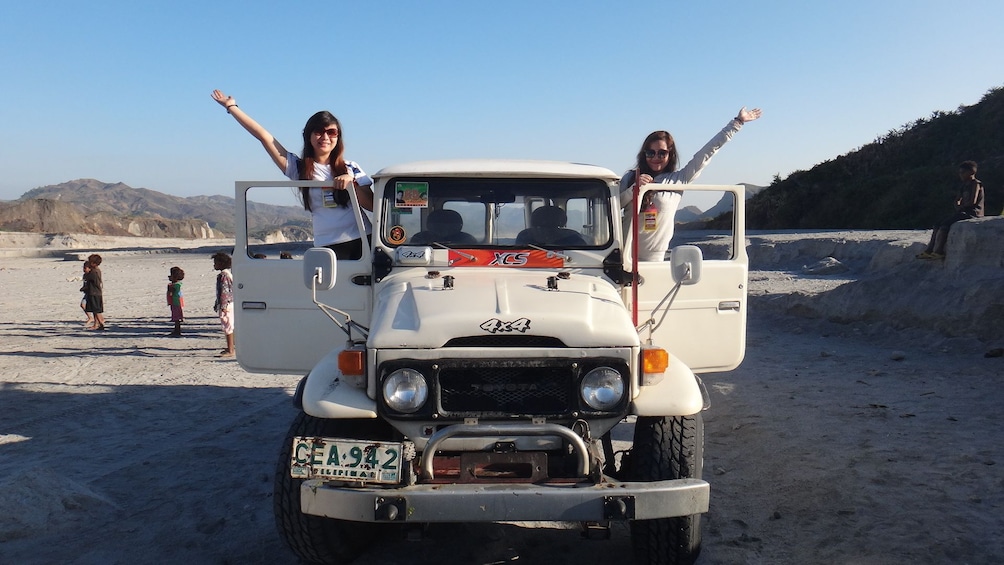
[
  {"x1": 603, "y1": 495, "x2": 635, "y2": 520},
  {"x1": 374, "y1": 496, "x2": 407, "y2": 521}
]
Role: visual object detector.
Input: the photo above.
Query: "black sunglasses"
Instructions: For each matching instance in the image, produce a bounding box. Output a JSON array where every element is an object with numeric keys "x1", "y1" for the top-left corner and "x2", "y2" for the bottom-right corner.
[{"x1": 644, "y1": 149, "x2": 670, "y2": 159}]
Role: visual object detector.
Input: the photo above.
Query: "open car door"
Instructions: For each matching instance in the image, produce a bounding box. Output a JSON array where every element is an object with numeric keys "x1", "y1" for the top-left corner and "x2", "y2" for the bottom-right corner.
[
  {"x1": 232, "y1": 181, "x2": 373, "y2": 375},
  {"x1": 631, "y1": 185, "x2": 748, "y2": 373}
]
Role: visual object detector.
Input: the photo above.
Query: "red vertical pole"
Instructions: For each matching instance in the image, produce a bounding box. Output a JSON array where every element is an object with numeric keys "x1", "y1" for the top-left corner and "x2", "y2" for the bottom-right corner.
[{"x1": 631, "y1": 169, "x2": 640, "y2": 326}]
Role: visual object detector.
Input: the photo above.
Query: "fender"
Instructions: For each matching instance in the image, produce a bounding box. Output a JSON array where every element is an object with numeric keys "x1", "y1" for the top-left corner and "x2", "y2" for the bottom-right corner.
[
  {"x1": 631, "y1": 358, "x2": 706, "y2": 416},
  {"x1": 301, "y1": 349, "x2": 378, "y2": 419}
]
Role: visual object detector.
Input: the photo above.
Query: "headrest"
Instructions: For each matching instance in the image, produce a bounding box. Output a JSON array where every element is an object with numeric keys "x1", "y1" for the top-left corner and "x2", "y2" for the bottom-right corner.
[
  {"x1": 427, "y1": 209, "x2": 463, "y2": 235},
  {"x1": 530, "y1": 206, "x2": 566, "y2": 229}
]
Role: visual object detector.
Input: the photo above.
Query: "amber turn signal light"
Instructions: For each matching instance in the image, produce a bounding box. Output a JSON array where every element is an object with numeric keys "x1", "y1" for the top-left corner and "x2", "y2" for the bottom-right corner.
[
  {"x1": 642, "y1": 347, "x2": 669, "y2": 374},
  {"x1": 338, "y1": 349, "x2": 365, "y2": 376},
  {"x1": 641, "y1": 347, "x2": 669, "y2": 386}
]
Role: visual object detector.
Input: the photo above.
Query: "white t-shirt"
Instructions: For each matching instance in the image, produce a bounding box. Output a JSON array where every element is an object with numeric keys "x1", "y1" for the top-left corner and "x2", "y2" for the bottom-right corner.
[
  {"x1": 284, "y1": 153, "x2": 373, "y2": 246},
  {"x1": 620, "y1": 118, "x2": 743, "y2": 261},
  {"x1": 635, "y1": 190, "x2": 683, "y2": 261}
]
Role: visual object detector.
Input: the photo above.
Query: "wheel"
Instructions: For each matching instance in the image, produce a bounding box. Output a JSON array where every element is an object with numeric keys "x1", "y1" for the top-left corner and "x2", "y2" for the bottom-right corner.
[
  {"x1": 273, "y1": 412, "x2": 394, "y2": 564},
  {"x1": 628, "y1": 414, "x2": 704, "y2": 565}
]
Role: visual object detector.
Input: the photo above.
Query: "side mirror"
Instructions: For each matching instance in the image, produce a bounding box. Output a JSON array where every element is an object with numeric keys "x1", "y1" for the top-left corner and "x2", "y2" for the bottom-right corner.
[
  {"x1": 670, "y1": 245, "x2": 703, "y2": 285},
  {"x1": 303, "y1": 247, "x2": 338, "y2": 290}
]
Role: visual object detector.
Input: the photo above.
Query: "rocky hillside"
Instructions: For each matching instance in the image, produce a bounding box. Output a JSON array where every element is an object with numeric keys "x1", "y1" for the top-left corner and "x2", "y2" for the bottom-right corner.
[
  {"x1": 0, "y1": 199, "x2": 220, "y2": 238},
  {"x1": 746, "y1": 217, "x2": 1004, "y2": 345},
  {"x1": 749, "y1": 86, "x2": 1004, "y2": 229},
  {"x1": 2, "y1": 179, "x2": 309, "y2": 239}
]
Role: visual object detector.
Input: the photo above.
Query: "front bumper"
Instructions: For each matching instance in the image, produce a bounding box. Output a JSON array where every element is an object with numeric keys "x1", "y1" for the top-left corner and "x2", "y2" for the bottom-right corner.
[{"x1": 300, "y1": 477, "x2": 709, "y2": 522}]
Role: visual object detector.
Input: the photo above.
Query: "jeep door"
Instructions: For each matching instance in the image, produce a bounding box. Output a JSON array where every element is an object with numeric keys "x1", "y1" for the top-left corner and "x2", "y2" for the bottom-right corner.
[
  {"x1": 232, "y1": 181, "x2": 373, "y2": 374},
  {"x1": 633, "y1": 185, "x2": 748, "y2": 373}
]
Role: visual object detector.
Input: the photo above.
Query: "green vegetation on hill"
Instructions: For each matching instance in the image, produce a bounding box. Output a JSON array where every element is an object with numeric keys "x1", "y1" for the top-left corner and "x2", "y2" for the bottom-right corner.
[{"x1": 748, "y1": 86, "x2": 1004, "y2": 229}]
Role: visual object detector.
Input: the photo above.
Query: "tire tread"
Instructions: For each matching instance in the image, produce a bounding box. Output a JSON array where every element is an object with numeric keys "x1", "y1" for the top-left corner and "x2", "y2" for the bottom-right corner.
[{"x1": 628, "y1": 415, "x2": 703, "y2": 565}]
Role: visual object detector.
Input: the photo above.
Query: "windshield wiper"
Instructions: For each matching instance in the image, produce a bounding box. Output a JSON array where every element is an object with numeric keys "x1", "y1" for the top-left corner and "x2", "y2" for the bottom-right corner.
[
  {"x1": 525, "y1": 244, "x2": 571, "y2": 262},
  {"x1": 431, "y1": 242, "x2": 477, "y2": 264}
]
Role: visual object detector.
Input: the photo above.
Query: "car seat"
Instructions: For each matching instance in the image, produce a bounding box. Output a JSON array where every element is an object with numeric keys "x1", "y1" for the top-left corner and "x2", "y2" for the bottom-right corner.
[
  {"x1": 410, "y1": 209, "x2": 477, "y2": 245},
  {"x1": 515, "y1": 205, "x2": 586, "y2": 246}
]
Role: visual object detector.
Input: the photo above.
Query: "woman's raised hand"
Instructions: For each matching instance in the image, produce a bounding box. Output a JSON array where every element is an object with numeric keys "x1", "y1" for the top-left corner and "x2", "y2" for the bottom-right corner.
[
  {"x1": 737, "y1": 107, "x2": 762, "y2": 123},
  {"x1": 211, "y1": 89, "x2": 235, "y2": 108}
]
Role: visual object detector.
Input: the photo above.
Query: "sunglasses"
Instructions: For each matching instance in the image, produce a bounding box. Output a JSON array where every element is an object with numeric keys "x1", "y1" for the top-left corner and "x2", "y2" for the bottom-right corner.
[
  {"x1": 644, "y1": 149, "x2": 670, "y2": 159},
  {"x1": 313, "y1": 127, "x2": 340, "y2": 138}
]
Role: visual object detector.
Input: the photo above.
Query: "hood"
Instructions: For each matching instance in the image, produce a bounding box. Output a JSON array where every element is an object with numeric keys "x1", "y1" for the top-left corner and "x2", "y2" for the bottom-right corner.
[{"x1": 368, "y1": 270, "x2": 638, "y2": 349}]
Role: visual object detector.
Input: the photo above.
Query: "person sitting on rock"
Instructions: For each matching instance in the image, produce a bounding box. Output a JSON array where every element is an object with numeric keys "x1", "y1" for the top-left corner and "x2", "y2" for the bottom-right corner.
[{"x1": 917, "y1": 160, "x2": 984, "y2": 260}]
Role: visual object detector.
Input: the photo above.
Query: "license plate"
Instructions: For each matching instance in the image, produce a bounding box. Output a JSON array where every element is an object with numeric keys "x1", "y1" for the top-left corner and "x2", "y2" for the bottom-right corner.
[{"x1": 290, "y1": 437, "x2": 403, "y2": 484}]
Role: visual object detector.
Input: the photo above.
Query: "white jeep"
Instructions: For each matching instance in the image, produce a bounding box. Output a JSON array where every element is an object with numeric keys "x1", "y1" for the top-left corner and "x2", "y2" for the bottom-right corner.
[{"x1": 233, "y1": 160, "x2": 748, "y2": 564}]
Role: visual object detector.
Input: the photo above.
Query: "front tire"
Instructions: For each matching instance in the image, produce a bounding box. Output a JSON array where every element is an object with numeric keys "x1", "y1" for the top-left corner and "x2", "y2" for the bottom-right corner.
[
  {"x1": 628, "y1": 414, "x2": 704, "y2": 565},
  {"x1": 273, "y1": 412, "x2": 393, "y2": 564}
]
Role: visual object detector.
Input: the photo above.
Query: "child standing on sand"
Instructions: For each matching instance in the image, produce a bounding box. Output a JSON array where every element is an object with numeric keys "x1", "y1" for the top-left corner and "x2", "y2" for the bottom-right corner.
[
  {"x1": 167, "y1": 266, "x2": 185, "y2": 337},
  {"x1": 83, "y1": 254, "x2": 106, "y2": 331},
  {"x1": 80, "y1": 261, "x2": 96, "y2": 328},
  {"x1": 211, "y1": 252, "x2": 235, "y2": 357}
]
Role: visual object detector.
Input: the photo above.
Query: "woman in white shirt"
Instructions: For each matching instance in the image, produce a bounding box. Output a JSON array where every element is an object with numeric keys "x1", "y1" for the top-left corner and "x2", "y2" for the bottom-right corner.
[
  {"x1": 620, "y1": 107, "x2": 761, "y2": 261},
  {"x1": 211, "y1": 89, "x2": 373, "y2": 259}
]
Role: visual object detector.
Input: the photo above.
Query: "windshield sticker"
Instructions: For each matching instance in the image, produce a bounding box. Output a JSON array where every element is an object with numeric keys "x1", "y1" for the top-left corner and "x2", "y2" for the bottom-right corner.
[
  {"x1": 480, "y1": 318, "x2": 531, "y2": 334},
  {"x1": 387, "y1": 225, "x2": 407, "y2": 245},
  {"x1": 394, "y1": 182, "x2": 429, "y2": 208},
  {"x1": 447, "y1": 249, "x2": 564, "y2": 268}
]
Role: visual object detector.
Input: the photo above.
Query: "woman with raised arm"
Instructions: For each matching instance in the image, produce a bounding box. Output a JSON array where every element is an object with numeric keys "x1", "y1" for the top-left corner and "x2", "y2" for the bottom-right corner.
[
  {"x1": 621, "y1": 107, "x2": 762, "y2": 261},
  {"x1": 211, "y1": 90, "x2": 374, "y2": 259}
]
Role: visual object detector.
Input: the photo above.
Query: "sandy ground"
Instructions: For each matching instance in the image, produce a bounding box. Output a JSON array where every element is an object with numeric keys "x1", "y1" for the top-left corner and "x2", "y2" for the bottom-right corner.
[{"x1": 1, "y1": 239, "x2": 1002, "y2": 564}]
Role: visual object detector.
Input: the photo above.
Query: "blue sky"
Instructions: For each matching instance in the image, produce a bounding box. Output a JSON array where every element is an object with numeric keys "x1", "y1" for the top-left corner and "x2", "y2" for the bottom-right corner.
[{"x1": 2, "y1": 0, "x2": 1002, "y2": 203}]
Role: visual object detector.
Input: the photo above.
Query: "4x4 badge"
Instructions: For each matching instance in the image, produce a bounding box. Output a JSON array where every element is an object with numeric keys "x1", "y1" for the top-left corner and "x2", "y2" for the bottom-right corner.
[{"x1": 480, "y1": 318, "x2": 531, "y2": 334}]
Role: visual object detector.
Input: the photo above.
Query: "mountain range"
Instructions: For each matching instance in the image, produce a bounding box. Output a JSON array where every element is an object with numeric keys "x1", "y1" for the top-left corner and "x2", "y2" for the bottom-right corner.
[{"x1": 0, "y1": 179, "x2": 309, "y2": 240}]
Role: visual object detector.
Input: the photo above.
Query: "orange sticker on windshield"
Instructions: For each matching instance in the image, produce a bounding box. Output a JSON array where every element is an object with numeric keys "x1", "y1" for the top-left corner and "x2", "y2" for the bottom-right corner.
[{"x1": 387, "y1": 225, "x2": 407, "y2": 245}]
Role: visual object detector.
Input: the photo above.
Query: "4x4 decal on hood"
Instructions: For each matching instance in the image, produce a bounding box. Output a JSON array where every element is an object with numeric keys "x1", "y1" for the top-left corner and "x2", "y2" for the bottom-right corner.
[{"x1": 480, "y1": 318, "x2": 531, "y2": 333}]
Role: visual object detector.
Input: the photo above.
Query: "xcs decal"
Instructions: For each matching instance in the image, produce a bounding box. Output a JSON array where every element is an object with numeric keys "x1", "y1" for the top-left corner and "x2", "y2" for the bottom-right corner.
[
  {"x1": 447, "y1": 249, "x2": 564, "y2": 268},
  {"x1": 480, "y1": 318, "x2": 531, "y2": 334},
  {"x1": 488, "y1": 252, "x2": 530, "y2": 266}
]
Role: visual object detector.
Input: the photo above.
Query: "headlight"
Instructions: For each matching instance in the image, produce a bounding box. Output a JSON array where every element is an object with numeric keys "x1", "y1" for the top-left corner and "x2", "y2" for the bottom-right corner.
[
  {"x1": 581, "y1": 367, "x2": 625, "y2": 411},
  {"x1": 383, "y1": 369, "x2": 429, "y2": 413}
]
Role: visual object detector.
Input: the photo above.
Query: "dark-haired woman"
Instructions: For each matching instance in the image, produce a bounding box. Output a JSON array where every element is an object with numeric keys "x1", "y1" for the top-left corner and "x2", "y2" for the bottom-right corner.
[
  {"x1": 621, "y1": 107, "x2": 762, "y2": 261},
  {"x1": 211, "y1": 90, "x2": 373, "y2": 259}
]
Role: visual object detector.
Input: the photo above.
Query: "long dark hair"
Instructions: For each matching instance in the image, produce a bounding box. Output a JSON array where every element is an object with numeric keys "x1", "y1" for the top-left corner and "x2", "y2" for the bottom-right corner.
[
  {"x1": 298, "y1": 111, "x2": 349, "y2": 211},
  {"x1": 635, "y1": 130, "x2": 680, "y2": 177}
]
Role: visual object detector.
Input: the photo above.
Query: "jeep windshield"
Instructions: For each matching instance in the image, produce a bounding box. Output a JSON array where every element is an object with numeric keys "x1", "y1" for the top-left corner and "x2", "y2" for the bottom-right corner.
[{"x1": 380, "y1": 177, "x2": 613, "y2": 249}]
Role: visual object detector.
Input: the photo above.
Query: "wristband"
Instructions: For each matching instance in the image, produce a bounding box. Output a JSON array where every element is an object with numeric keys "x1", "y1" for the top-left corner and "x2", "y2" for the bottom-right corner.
[{"x1": 226, "y1": 104, "x2": 238, "y2": 114}]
